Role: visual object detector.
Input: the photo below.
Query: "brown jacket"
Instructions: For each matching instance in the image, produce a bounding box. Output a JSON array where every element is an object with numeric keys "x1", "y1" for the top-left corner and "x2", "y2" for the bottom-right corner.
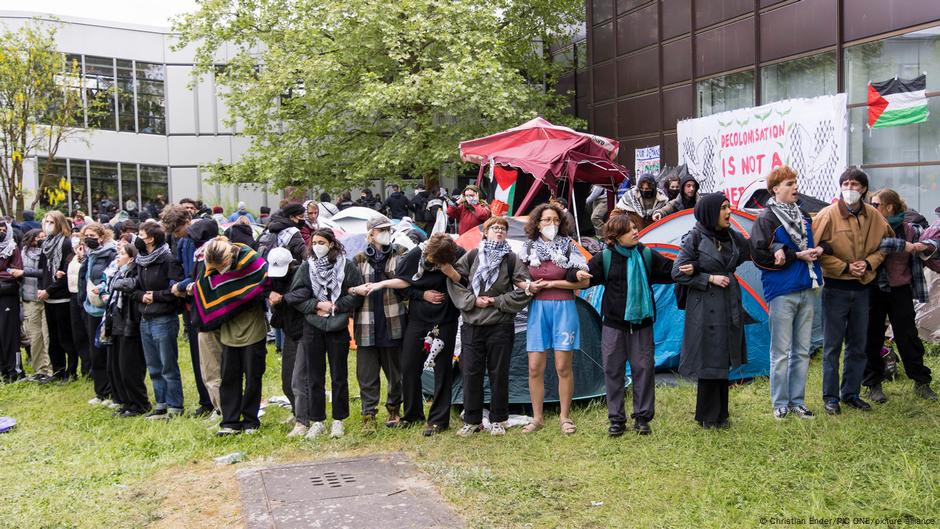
[{"x1": 812, "y1": 200, "x2": 891, "y2": 285}]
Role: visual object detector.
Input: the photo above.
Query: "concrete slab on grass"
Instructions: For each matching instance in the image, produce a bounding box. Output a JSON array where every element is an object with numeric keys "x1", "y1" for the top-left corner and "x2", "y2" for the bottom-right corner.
[{"x1": 237, "y1": 452, "x2": 464, "y2": 529}]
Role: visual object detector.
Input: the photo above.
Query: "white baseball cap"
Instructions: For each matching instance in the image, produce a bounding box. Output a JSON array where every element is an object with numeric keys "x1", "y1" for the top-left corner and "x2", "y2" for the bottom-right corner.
[{"x1": 266, "y1": 247, "x2": 293, "y2": 278}]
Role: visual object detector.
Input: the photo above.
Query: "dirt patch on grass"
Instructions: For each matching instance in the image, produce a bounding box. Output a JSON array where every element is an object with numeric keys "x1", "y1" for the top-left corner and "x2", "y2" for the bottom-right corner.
[{"x1": 144, "y1": 461, "x2": 243, "y2": 529}]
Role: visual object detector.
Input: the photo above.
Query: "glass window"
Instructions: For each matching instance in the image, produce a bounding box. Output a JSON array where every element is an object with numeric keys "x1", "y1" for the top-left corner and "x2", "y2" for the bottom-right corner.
[
  {"x1": 861, "y1": 166, "x2": 940, "y2": 215},
  {"x1": 139, "y1": 165, "x2": 169, "y2": 215},
  {"x1": 89, "y1": 161, "x2": 119, "y2": 218},
  {"x1": 575, "y1": 40, "x2": 588, "y2": 71},
  {"x1": 116, "y1": 59, "x2": 136, "y2": 132},
  {"x1": 136, "y1": 62, "x2": 166, "y2": 134},
  {"x1": 84, "y1": 56, "x2": 116, "y2": 130},
  {"x1": 552, "y1": 46, "x2": 575, "y2": 72},
  {"x1": 760, "y1": 51, "x2": 837, "y2": 104},
  {"x1": 696, "y1": 70, "x2": 754, "y2": 117},
  {"x1": 119, "y1": 163, "x2": 139, "y2": 214},
  {"x1": 37, "y1": 159, "x2": 70, "y2": 213},
  {"x1": 69, "y1": 160, "x2": 89, "y2": 214},
  {"x1": 61, "y1": 54, "x2": 85, "y2": 128},
  {"x1": 844, "y1": 26, "x2": 940, "y2": 104}
]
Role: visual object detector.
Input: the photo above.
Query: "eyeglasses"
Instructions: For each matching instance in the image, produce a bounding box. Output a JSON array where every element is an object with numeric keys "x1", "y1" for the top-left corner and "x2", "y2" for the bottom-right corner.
[
  {"x1": 489, "y1": 226, "x2": 507, "y2": 233},
  {"x1": 539, "y1": 218, "x2": 560, "y2": 225}
]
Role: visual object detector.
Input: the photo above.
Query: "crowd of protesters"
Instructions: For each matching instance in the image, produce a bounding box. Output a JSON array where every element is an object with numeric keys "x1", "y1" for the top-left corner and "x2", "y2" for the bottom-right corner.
[{"x1": 0, "y1": 164, "x2": 937, "y2": 440}]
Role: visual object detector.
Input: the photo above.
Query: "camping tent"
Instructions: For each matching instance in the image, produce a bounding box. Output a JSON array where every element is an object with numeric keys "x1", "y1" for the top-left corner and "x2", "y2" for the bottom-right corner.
[{"x1": 458, "y1": 117, "x2": 630, "y2": 234}]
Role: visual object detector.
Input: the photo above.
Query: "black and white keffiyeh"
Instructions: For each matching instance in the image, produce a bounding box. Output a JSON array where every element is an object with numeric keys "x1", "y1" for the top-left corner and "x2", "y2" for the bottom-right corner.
[
  {"x1": 520, "y1": 236, "x2": 587, "y2": 270},
  {"x1": 766, "y1": 197, "x2": 818, "y2": 288},
  {"x1": 0, "y1": 222, "x2": 15, "y2": 260},
  {"x1": 41, "y1": 234, "x2": 65, "y2": 272},
  {"x1": 471, "y1": 239, "x2": 511, "y2": 296},
  {"x1": 135, "y1": 243, "x2": 171, "y2": 268},
  {"x1": 308, "y1": 255, "x2": 346, "y2": 303}
]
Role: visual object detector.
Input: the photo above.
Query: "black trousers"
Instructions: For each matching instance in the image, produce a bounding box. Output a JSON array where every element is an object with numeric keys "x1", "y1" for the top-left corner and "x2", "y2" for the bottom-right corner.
[
  {"x1": 280, "y1": 334, "x2": 299, "y2": 410},
  {"x1": 863, "y1": 284, "x2": 933, "y2": 387},
  {"x1": 68, "y1": 295, "x2": 89, "y2": 377},
  {"x1": 695, "y1": 378, "x2": 729, "y2": 425},
  {"x1": 401, "y1": 320, "x2": 457, "y2": 428},
  {"x1": 185, "y1": 315, "x2": 213, "y2": 409},
  {"x1": 219, "y1": 340, "x2": 267, "y2": 430},
  {"x1": 460, "y1": 321, "x2": 514, "y2": 425},
  {"x1": 302, "y1": 325, "x2": 350, "y2": 423},
  {"x1": 45, "y1": 301, "x2": 73, "y2": 377},
  {"x1": 112, "y1": 335, "x2": 150, "y2": 413},
  {"x1": 0, "y1": 295, "x2": 19, "y2": 379},
  {"x1": 84, "y1": 313, "x2": 111, "y2": 399}
]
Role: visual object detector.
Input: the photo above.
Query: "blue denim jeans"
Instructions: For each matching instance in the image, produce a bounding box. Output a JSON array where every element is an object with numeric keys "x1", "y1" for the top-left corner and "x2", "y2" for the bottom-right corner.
[
  {"x1": 821, "y1": 287, "x2": 870, "y2": 403},
  {"x1": 140, "y1": 314, "x2": 183, "y2": 409},
  {"x1": 768, "y1": 289, "x2": 817, "y2": 408}
]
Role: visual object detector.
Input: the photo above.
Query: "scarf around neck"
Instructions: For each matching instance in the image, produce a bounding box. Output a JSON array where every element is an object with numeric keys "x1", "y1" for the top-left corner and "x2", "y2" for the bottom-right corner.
[
  {"x1": 521, "y1": 236, "x2": 587, "y2": 270},
  {"x1": 0, "y1": 222, "x2": 14, "y2": 260},
  {"x1": 41, "y1": 234, "x2": 65, "y2": 272},
  {"x1": 412, "y1": 241, "x2": 438, "y2": 281},
  {"x1": 135, "y1": 243, "x2": 170, "y2": 268},
  {"x1": 471, "y1": 239, "x2": 511, "y2": 296},
  {"x1": 194, "y1": 243, "x2": 268, "y2": 328},
  {"x1": 308, "y1": 254, "x2": 346, "y2": 303},
  {"x1": 887, "y1": 212, "x2": 905, "y2": 234},
  {"x1": 613, "y1": 244, "x2": 653, "y2": 324},
  {"x1": 766, "y1": 197, "x2": 807, "y2": 250}
]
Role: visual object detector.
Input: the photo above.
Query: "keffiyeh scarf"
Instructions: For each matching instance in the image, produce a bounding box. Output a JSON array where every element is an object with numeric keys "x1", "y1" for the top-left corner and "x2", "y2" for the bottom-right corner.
[
  {"x1": 520, "y1": 236, "x2": 587, "y2": 270},
  {"x1": 41, "y1": 234, "x2": 65, "y2": 272},
  {"x1": 308, "y1": 254, "x2": 346, "y2": 303},
  {"x1": 0, "y1": 222, "x2": 15, "y2": 260},
  {"x1": 766, "y1": 197, "x2": 818, "y2": 288},
  {"x1": 471, "y1": 239, "x2": 511, "y2": 296},
  {"x1": 412, "y1": 241, "x2": 438, "y2": 281}
]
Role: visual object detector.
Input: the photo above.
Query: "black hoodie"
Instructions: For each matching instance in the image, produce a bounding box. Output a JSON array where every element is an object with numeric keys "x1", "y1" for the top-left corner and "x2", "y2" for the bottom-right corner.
[{"x1": 385, "y1": 191, "x2": 412, "y2": 219}]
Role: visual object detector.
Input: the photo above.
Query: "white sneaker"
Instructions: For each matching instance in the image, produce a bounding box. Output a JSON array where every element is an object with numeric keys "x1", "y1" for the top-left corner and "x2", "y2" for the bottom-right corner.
[
  {"x1": 106, "y1": 400, "x2": 121, "y2": 410},
  {"x1": 330, "y1": 420, "x2": 345, "y2": 439},
  {"x1": 490, "y1": 421, "x2": 507, "y2": 436},
  {"x1": 88, "y1": 397, "x2": 103, "y2": 406},
  {"x1": 287, "y1": 423, "x2": 309, "y2": 438},
  {"x1": 305, "y1": 421, "x2": 326, "y2": 440},
  {"x1": 243, "y1": 428, "x2": 259, "y2": 435}
]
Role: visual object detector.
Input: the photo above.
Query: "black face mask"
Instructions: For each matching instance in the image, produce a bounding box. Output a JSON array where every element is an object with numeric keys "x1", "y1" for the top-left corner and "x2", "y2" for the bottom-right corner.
[
  {"x1": 667, "y1": 188, "x2": 680, "y2": 200},
  {"x1": 423, "y1": 260, "x2": 436, "y2": 270},
  {"x1": 134, "y1": 237, "x2": 147, "y2": 253},
  {"x1": 84, "y1": 237, "x2": 100, "y2": 250},
  {"x1": 640, "y1": 190, "x2": 655, "y2": 200}
]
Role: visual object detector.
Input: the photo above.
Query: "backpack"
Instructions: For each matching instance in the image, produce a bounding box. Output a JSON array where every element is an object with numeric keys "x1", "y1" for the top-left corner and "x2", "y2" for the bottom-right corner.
[{"x1": 257, "y1": 226, "x2": 299, "y2": 259}]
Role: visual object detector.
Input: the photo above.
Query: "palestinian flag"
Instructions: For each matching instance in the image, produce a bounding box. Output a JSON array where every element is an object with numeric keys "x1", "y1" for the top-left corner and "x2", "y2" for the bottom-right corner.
[
  {"x1": 868, "y1": 75, "x2": 929, "y2": 129},
  {"x1": 490, "y1": 164, "x2": 518, "y2": 217}
]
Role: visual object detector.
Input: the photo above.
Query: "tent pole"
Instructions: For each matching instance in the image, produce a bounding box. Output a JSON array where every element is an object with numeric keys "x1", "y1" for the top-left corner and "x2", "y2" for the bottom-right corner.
[{"x1": 569, "y1": 173, "x2": 581, "y2": 241}]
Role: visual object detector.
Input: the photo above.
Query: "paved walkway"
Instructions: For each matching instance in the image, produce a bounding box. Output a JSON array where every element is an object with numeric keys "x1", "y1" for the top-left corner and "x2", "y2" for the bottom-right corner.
[{"x1": 237, "y1": 453, "x2": 464, "y2": 529}]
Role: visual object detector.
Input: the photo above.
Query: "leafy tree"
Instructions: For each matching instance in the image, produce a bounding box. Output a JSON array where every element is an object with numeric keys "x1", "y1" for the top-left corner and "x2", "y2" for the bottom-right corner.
[
  {"x1": 174, "y1": 0, "x2": 584, "y2": 192},
  {"x1": 0, "y1": 23, "x2": 103, "y2": 218}
]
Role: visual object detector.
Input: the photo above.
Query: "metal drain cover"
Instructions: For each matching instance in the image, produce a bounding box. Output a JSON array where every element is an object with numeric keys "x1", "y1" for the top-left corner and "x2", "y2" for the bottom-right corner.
[{"x1": 238, "y1": 453, "x2": 463, "y2": 529}]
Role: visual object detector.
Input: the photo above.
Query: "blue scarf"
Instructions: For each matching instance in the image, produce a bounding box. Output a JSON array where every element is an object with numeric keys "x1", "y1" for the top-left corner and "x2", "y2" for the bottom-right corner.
[{"x1": 613, "y1": 244, "x2": 653, "y2": 324}]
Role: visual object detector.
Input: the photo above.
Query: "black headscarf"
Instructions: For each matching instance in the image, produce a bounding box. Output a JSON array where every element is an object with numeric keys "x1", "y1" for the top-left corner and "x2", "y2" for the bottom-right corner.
[
  {"x1": 187, "y1": 218, "x2": 219, "y2": 248},
  {"x1": 694, "y1": 192, "x2": 731, "y2": 242}
]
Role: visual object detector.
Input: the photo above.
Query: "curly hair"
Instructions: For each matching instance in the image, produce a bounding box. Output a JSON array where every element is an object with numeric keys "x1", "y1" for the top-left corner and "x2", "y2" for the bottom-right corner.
[
  {"x1": 159, "y1": 204, "x2": 192, "y2": 234},
  {"x1": 424, "y1": 233, "x2": 459, "y2": 265},
  {"x1": 524, "y1": 203, "x2": 572, "y2": 241}
]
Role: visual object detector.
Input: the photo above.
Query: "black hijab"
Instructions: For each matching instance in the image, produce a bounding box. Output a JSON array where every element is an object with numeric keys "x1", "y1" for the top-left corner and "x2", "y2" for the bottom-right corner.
[
  {"x1": 187, "y1": 219, "x2": 220, "y2": 248},
  {"x1": 694, "y1": 192, "x2": 731, "y2": 242}
]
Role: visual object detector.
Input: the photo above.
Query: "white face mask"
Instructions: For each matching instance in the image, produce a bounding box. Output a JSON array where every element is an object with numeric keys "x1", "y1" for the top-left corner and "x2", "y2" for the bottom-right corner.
[
  {"x1": 540, "y1": 225, "x2": 558, "y2": 241},
  {"x1": 43, "y1": 225, "x2": 55, "y2": 236},
  {"x1": 312, "y1": 244, "x2": 330, "y2": 259},
  {"x1": 374, "y1": 231, "x2": 391, "y2": 246},
  {"x1": 841, "y1": 189, "x2": 862, "y2": 205},
  {"x1": 70, "y1": 237, "x2": 80, "y2": 248}
]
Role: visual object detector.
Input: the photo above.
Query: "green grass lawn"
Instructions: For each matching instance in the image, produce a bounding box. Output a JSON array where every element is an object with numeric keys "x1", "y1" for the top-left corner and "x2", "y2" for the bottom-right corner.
[{"x1": 0, "y1": 342, "x2": 938, "y2": 529}]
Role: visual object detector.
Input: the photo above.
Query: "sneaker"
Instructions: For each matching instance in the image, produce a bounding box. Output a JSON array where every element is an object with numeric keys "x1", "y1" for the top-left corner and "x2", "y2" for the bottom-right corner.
[
  {"x1": 330, "y1": 420, "x2": 345, "y2": 439},
  {"x1": 167, "y1": 407, "x2": 184, "y2": 418},
  {"x1": 633, "y1": 418, "x2": 651, "y2": 435},
  {"x1": 88, "y1": 397, "x2": 104, "y2": 406},
  {"x1": 423, "y1": 423, "x2": 444, "y2": 437},
  {"x1": 191, "y1": 405, "x2": 214, "y2": 417},
  {"x1": 216, "y1": 427, "x2": 239, "y2": 437},
  {"x1": 146, "y1": 409, "x2": 169, "y2": 420},
  {"x1": 773, "y1": 407, "x2": 789, "y2": 420},
  {"x1": 243, "y1": 428, "x2": 259, "y2": 435},
  {"x1": 456, "y1": 423, "x2": 482, "y2": 438},
  {"x1": 119, "y1": 410, "x2": 144, "y2": 418},
  {"x1": 490, "y1": 421, "x2": 507, "y2": 436},
  {"x1": 106, "y1": 400, "x2": 121, "y2": 410},
  {"x1": 824, "y1": 400, "x2": 841, "y2": 415},
  {"x1": 914, "y1": 383, "x2": 938, "y2": 401},
  {"x1": 287, "y1": 423, "x2": 309, "y2": 438},
  {"x1": 789, "y1": 405, "x2": 815, "y2": 419},
  {"x1": 608, "y1": 422, "x2": 626, "y2": 437},
  {"x1": 305, "y1": 421, "x2": 326, "y2": 440},
  {"x1": 361, "y1": 414, "x2": 377, "y2": 435},
  {"x1": 866, "y1": 384, "x2": 888, "y2": 404}
]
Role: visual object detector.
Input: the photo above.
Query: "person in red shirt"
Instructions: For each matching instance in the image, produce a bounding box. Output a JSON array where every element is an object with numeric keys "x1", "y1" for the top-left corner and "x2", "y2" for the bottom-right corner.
[{"x1": 446, "y1": 185, "x2": 491, "y2": 234}]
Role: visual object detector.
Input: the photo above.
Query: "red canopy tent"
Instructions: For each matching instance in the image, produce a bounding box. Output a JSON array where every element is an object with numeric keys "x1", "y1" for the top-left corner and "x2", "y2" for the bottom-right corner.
[{"x1": 458, "y1": 117, "x2": 629, "y2": 236}]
